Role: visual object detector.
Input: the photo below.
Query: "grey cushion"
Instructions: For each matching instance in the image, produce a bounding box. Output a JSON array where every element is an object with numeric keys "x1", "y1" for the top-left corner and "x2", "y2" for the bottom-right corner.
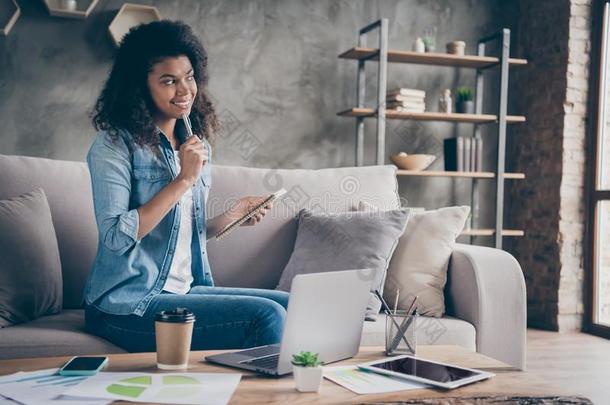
[
  {"x1": 0, "y1": 155, "x2": 98, "y2": 309},
  {"x1": 206, "y1": 164, "x2": 401, "y2": 289},
  {"x1": 360, "y1": 314, "x2": 476, "y2": 351},
  {"x1": 276, "y1": 208, "x2": 410, "y2": 317},
  {"x1": 0, "y1": 310, "x2": 126, "y2": 360},
  {"x1": 0, "y1": 189, "x2": 62, "y2": 327}
]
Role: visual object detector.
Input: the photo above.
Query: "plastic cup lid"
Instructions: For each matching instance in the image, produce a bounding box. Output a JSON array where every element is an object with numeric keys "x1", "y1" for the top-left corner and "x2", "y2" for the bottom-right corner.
[{"x1": 155, "y1": 308, "x2": 196, "y2": 323}]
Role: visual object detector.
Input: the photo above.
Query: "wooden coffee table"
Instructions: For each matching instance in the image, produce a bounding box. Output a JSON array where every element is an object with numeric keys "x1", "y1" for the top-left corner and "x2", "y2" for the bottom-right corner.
[{"x1": 0, "y1": 345, "x2": 576, "y2": 404}]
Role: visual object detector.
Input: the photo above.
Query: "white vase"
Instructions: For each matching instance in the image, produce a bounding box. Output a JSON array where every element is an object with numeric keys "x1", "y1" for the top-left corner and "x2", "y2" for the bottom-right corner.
[{"x1": 293, "y1": 365, "x2": 323, "y2": 392}]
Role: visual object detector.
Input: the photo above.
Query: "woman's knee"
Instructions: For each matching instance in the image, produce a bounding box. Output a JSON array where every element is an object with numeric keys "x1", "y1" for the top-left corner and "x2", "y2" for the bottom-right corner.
[{"x1": 250, "y1": 299, "x2": 286, "y2": 345}]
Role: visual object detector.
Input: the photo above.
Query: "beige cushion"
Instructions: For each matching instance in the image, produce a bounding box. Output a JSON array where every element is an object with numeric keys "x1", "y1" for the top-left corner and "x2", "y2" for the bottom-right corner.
[{"x1": 358, "y1": 202, "x2": 469, "y2": 317}]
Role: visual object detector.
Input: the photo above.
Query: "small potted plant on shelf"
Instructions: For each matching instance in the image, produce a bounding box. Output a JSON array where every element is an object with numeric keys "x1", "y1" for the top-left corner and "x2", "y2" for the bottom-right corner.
[
  {"x1": 456, "y1": 87, "x2": 475, "y2": 114},
  {"x1": 292, "y1": 351, "x2": 323, "y2": 392},
  {"x1": 422, "y1": 27, "x2": 437, "y2": 52}
]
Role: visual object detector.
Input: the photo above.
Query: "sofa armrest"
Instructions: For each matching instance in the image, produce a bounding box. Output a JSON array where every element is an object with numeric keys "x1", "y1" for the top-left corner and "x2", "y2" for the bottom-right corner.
[{"x1": 445, "y1": 243, "x2": 527, "y2": 370}]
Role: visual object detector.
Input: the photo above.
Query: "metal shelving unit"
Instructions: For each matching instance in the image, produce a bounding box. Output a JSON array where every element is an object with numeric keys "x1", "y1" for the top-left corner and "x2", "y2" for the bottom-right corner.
[{"x1": 338, "y1": 19, "x2": 527, "y2": 249}]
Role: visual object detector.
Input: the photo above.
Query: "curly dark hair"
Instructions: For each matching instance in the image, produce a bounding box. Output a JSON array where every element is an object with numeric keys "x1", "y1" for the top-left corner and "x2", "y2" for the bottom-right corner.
[{"x1": 91, "y1": 20, "x2": 218, "y2": 149}]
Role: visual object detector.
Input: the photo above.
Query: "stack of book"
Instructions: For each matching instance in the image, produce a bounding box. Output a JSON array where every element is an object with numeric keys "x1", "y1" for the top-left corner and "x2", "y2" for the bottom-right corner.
[
  {"x1": 443, "y1": 137, "x2": 483, "y2": 172},
  {"x1": 385, "y1": 88, "x2": 425, "y2": 112}
]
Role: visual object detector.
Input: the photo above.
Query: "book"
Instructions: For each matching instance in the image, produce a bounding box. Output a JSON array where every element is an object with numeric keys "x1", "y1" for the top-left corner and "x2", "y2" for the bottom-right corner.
[
  {"x1": 470, "y1": 138, "x2": 477, "y2": 171},
  {"x1": 386, "y1": 94, "x2": 426, "y2": 102},
  {"x1": 387, "y1": 106, "x2": 426, "y2": 113},
  {"x1": 385, "y1": 100, "x2": 426, "y2": 109},
  {"x1": 387, "y1": 88, "x2": 426, "y2": 98},
  {"x1": 463, "y1": 137, "x2": 471, "y2": 172},
  {"x1": 215, "y1": 189, "x2": 287, "y2": 240},
  {"x1": 475, "y1": 138, "x2": 483, "y2": 171},
  {"x1": 443, "y1": 137, "x2": 465, "y2": 171}
]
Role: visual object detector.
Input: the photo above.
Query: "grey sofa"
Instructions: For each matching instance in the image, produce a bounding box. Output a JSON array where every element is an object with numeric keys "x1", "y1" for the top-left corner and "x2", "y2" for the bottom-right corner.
[{"x1": 0, "y1": 155, "x2": 527, "y2": 370}]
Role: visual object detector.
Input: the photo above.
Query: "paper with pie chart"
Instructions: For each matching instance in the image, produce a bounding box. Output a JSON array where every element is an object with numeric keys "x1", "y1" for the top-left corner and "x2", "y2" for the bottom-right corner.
[{"x1": 63, "y1": 372, "x2": 241, "y2": 405}]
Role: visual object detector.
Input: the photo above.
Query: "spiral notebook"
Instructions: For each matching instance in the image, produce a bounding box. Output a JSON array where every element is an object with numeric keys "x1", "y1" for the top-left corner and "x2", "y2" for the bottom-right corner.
[{"x1": 215, "y1": 188, "x2": 287, "y2": 240}]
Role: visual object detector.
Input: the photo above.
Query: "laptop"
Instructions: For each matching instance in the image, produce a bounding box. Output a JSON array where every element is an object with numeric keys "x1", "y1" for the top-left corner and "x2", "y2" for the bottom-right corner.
[{"x1": 205, "y1": 269, "x2": 374, "y2": 376}]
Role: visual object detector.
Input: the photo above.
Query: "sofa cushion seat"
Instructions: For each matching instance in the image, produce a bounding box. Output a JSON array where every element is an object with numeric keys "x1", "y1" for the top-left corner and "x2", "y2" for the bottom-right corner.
[
  {"x1": 360, "y1": 315, "x2": 476, "y2": 351},
  {"x1": 0, "y1": 309, "x2": 126, "y2": 360}
]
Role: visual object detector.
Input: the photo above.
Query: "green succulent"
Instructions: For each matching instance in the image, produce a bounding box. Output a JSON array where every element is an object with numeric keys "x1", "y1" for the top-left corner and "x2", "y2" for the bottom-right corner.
[
  {"x1": 422, "y1": 36, "x2": 435, "y2": 48},
  {"x1": 291, "y1": 351, "x2": 322, "y2": 367},
  {"x1": 456, "y1": 87, "x2": 475, "y2": 102}
]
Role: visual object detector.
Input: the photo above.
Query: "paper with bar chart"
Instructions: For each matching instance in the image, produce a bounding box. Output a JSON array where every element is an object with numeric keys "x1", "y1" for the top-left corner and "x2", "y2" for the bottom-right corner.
[
  {"x1": 323, "y1": 365, "x2": 426, "y2": 394},
  {"x1": 63, "y1": 372, "x2": 241, "y2": 405},
  {"x1": 0, "y1": 368, "x2": 110, "y2": 405}
]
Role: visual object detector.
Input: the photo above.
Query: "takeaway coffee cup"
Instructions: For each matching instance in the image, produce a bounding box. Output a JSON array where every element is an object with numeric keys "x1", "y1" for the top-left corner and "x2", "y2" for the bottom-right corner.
[{"x1": 155, "y1": 308, "x2": 196, "y2": 370}]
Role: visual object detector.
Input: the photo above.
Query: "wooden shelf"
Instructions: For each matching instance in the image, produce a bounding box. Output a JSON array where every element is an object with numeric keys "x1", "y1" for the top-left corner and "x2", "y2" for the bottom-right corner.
[
  {"x1": 0, "y1": 0, "x2": 20, "y2": 36},
  {"x1": 339, "y1": 47, "x2": 528, "y2": 69},
  {"x1": 461, "y1": 229, "x2": 525, "y2": 237},
  {"x1": 338, "y1": 108, "x2": 526, "y2": 124},
  {"x1": 109, "y1": 3, "x2": 162, "y2": 47},
  {"x1": 44, "y1": 0, "x2": 99, "y2": 19},
  {"x1": 396, "y1": 170, "x2": 525, "y2": 179}
]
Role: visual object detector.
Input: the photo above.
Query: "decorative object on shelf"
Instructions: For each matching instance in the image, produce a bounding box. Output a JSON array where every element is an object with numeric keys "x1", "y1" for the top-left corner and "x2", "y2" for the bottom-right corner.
[
  {"x1": 390, "y1": 153, "x2": 436, "y2": 171},
  {"x1": 446, "y1": 40, "x2": 466, "y2": 55},
  {"x1": 455, "y1": 86, "x2": 475, "y2": 114},
  {"x1": 444, "y1": 137, "x2": 482, "y2": 172},
  {"x1": 439, "y1": 89, "x2": 452, "y2": 113},
  {"x1": 292, "y1": 351, "x2": 323, "y2": 393},
  {"x1": 412, "y1": 37, "x2": 425, "y2": 53},
  {"x1": 0, "y1": 0, "x2": 20, "y2": 36},
  {"x1": 108, "y1": 3, "x2": 162, "y2": 47},
  {"x1": 422, "y1": 27, "x2": 437, "y2": 52},
  {"x1": 43, "y1": 0, "x2": 99, "y2": 19},
  {"x1": 386, "y1": 88, "x2": 425, "y2": 112}
]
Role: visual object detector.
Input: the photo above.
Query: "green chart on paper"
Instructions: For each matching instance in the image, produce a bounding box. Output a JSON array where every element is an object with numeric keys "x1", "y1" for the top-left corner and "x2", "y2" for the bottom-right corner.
[{"x1": 106, "y1": 374, "x2": 202, "y2": 399}]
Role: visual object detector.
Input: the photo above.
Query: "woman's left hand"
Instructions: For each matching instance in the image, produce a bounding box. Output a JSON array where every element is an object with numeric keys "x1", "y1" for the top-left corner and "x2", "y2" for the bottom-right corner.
[{"x1": 229, "y1": 196, "x2": 273, "y2": 226}]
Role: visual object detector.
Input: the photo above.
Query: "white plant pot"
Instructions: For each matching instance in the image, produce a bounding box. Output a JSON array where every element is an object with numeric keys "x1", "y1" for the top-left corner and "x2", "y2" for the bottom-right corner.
[{"x1": 293, "y1": 365, "x2": 323, "y2": 392}]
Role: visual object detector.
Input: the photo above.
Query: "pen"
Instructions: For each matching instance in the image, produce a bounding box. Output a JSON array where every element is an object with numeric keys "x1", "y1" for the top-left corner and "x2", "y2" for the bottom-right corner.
[
  {"x1": 389, "y1": 296, "x2": 418, "y2": 352},
  {"x1": 182, "y1": 113, "x2": 194, "y2": 138},
  {"x1": 373, "y1": 290, "x2": 411, "y2": 349},
  {"x1": 393, "y1": 289, "x2": 400, "y2": 315}
]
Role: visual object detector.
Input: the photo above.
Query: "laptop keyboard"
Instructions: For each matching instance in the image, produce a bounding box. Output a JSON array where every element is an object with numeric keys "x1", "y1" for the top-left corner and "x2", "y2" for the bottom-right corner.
[
  {"x1": 242, "y1": 354, "x2": 279, "y2": 370},
  {"x1": 237, "y1": 345, "x2": 279, "y2": 358}
]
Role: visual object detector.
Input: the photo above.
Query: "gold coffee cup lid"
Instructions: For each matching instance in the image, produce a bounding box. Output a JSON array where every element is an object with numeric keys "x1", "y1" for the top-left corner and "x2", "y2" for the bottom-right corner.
[{"x1": 155, "y1": 308, "x2": 196, "y2": 323}]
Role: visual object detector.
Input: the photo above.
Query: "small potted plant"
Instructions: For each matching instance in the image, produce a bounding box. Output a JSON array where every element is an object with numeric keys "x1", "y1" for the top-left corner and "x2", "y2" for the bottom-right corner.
[
  {"x1": 456, "y1": 87, "x2": 475, "y2": 114},
  {"x1": 292, "y1": 351, "x2": 323, "y2": 392},
  {"x1": 422, "y1": 27, "x2": 437, "y2": 52},
  {"x1": 422, "y1": 36, "x2": 435, "y2": 52}
]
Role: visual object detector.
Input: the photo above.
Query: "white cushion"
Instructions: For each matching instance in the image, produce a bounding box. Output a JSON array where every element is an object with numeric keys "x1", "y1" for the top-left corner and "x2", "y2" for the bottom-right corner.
[{"x1": 361, "y1": 314, "x2": 476, "y2": 351}]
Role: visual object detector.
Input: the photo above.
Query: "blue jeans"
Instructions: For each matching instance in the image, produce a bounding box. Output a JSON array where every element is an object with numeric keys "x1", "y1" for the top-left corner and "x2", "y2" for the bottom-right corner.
[{"x1": 85, "y1": 286, "x2": 289, "y2": 352}]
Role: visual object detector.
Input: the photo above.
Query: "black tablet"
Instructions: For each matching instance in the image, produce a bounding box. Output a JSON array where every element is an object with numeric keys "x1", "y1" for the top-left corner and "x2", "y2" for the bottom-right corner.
[{"x1": 358, "y1": 355, "x2": 494, "y2": 390}]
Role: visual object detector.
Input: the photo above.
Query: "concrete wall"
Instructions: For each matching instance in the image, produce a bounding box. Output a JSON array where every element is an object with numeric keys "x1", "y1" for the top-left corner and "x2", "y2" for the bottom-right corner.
[{"x1": 0, "y1": 0, "x2": 515, "y2": 232}]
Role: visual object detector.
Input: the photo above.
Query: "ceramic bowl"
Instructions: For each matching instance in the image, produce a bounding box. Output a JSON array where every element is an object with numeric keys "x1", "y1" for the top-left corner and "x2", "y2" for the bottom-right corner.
[{"x1": 390, "y1": 154, "x2": 436, "y2": 171}]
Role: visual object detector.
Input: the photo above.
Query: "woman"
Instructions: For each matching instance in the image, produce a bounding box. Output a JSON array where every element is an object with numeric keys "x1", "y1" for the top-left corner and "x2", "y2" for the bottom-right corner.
[{"x1": 84, "y1": 20, "x2": 288, "y2": 352}]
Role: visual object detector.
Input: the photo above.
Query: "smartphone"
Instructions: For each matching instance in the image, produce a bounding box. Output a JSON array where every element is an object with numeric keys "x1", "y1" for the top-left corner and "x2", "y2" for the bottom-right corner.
[{"x1": 59, "y1": 356, "x2": 108, "y2": 376}]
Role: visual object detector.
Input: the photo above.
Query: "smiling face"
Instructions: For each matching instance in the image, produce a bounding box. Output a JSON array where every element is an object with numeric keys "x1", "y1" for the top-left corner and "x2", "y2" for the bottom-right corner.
[{"x1": 147, "y1": 55, "x2": 197, "y2": 123}]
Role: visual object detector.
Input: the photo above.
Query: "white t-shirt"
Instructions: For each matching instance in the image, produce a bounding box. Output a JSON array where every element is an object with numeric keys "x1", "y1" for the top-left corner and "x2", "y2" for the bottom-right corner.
[{"x1": 163, "y1": 151, "x2": 194, "y2": 294}]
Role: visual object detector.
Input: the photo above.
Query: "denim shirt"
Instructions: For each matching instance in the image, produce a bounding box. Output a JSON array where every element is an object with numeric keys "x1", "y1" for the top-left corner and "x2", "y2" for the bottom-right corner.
[{"x1": 84, "y1": 125, "x2": 214, "y2": 316}]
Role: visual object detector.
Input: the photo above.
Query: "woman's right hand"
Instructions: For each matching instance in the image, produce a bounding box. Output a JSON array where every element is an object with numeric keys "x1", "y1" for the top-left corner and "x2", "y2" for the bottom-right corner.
[{"x1": 176, "y1": 136, "x2": 209, "y2": 186}]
